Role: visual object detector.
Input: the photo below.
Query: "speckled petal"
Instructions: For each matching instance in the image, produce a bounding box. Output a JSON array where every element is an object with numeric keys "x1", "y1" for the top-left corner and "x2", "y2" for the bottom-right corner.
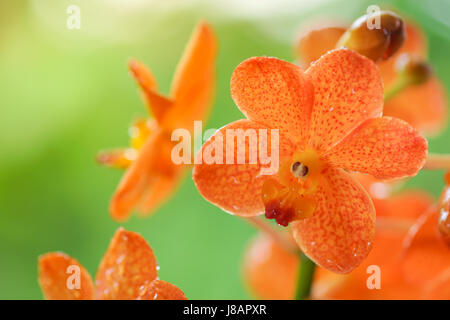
[
  {"x1": 292, "y1": 167, "x2": 375, "y2": 274},
  {"x1": 306, "y1": 49, "x2": 384, "y2": 152},
  {"x1": 193, "y1": 119, "x2": 295, "y2": 216},
  {"x1": 325, "y1": 117, "x2": 427, "y2": 180},
  {"x1": 140, "y1": 280, "x2": 187, "y2": 300},
  {"x1": 230, "y1": 57, "x2": 314, "y2": 146},
  {"x1": 38, "y1": 253, "x2": 94, "y2": 300},
  {"x1": 95, "y1": 228, "x2": 158, "y2": 300}
]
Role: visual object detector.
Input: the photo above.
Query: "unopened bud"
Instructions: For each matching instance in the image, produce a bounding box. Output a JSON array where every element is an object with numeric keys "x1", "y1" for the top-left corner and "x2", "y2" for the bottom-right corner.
[
  {"x1": 336, "y1": 11, "x2": 405, "y2": 62},
  {"x1": 395, "y1": 53, "x2": 433, "y2": 86}
]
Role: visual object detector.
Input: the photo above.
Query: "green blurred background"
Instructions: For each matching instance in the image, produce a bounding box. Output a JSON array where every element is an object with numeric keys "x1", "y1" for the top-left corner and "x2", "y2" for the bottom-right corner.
[{"x1": 0, "y1": 0, "x2": 449, "y2": 299}]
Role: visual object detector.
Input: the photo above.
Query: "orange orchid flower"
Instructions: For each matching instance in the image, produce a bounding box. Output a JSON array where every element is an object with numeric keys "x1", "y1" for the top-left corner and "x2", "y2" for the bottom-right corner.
[
  {"x1": 194, "y1": 48, "x2": 428, "y2": 273},
  {"x1": 98, "y1": 21, "x2": 217, "y2": 221},
  {"x1": 296, "y1": 20, "x2": 447, "y2": 136},
  {"x1": 38, "y1": 228, "x2": 187, "y2": 300}
]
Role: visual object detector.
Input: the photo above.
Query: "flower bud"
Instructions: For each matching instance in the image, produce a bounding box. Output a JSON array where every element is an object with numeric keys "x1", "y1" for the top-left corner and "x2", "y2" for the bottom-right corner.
[
  {"x1": 336, "y1": 11, "x2": 405, "y2": 62},
  {"x1": 395, "y1": 53, "x2": 433, "y2": 86}
]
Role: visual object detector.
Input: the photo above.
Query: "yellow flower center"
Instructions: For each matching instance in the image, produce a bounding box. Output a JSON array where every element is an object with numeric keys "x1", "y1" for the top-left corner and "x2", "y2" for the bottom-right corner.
[
  {"x1": 262, "y1": 149, "x2": 326, "y2": 226},
  {"x1": 129, "y1": 118, "x2": 154, "y2": 150},
  {"x1": 96, "y1": 118, "x2": 154, "y2": 169}
]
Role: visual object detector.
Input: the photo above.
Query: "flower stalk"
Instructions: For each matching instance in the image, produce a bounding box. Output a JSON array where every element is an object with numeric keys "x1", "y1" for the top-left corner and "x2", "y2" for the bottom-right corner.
[{"x1": 295, "y1": 253, "x2": 316, "y2": 300}]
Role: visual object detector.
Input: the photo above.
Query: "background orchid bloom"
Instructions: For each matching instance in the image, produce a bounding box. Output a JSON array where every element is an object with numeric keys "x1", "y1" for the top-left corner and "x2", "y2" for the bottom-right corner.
[
  {"x1": 400, "y1": 174, "x2": 450, "y2": 299},
  {"x1": 352, "y1": 172, "x2": 434, "y2": 222},
  {"x1": 38, "y1": 228, "x2": 187, "y2": 300},
  {"x1": 243, "y1": 233, "x2": 299, "y2": 300},
  {"x1": 296, "y1": 20, "x2": 447, "y2": 136},
  {"x1": 98, "y1": 21, "x2": 217, "y2": 221},
  {"x1": 399, "y1": 208, "x2": 450, "y2": 299},
  {"x1": 194, "y1": 48, "x2": 428, "y2": 273},
  {"x1": 243, "y1": 232, "x2": 331, "y2": 300}
]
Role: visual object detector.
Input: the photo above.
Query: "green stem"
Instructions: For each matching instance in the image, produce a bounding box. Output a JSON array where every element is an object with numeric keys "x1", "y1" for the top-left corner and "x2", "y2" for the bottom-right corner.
[
  {"x1": 384, "y1": 76, "x2": 412, "y2": 102},
  {"x1": 295, "y1": 253, "x2": 316, "y2": 300}
]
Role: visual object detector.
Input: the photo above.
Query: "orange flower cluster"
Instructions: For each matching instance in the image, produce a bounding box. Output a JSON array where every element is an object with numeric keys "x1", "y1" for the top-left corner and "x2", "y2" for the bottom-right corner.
[
  {"x1": 39, "y1": 228, "x2": 186, "y2": 300},
  {"x1": 37, "y1": 8, "x2": 449, "y2": 301}
]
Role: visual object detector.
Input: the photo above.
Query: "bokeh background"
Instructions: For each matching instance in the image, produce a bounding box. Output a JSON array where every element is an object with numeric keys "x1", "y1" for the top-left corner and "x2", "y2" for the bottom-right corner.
[{"x1": 0, "y1": 0, "x2": 449, "y2": 299}]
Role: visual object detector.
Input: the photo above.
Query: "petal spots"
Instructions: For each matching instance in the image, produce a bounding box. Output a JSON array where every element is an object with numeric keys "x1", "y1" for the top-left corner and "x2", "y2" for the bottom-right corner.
[
  {"x1": 325, "y1": 117, "x2": 427, "y2": 179},
  {"x1": 291, "y1": 167, "x2": 375, "y2": 273},
  {"x1": 193, "y1": 119, "x2": 296, "y2": 216},
  {"x1": 306, "y1": 49, "x2": 384, "y2": 152},
  {"x1": 230, "y1": 57, "x2": 314, "y2": 146}
]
